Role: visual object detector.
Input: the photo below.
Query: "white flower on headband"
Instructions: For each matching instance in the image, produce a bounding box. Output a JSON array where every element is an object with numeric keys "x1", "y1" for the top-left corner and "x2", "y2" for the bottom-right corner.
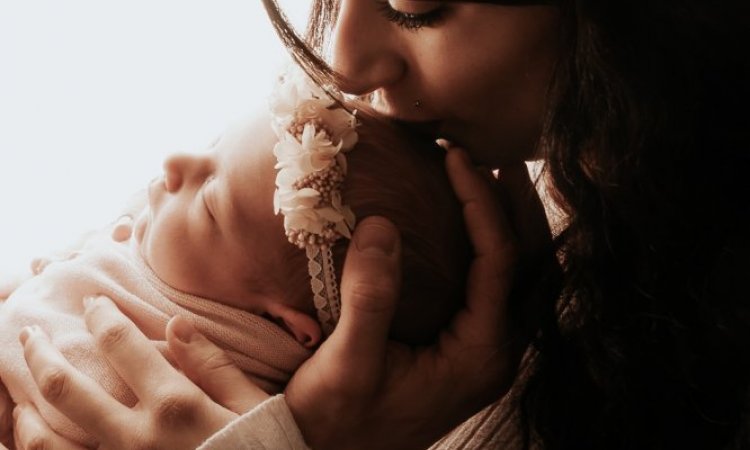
[
  {"x1": 270, "y1": 65, "x2": 358, "y2": 249},
  {"x1": 269, "y1": 67, "x2": 331, "y2": 119},
  {"x1": 275, "y1": 124, "x2": 341, "y2": 175},
  {"x1": 270, "y1": 63, "x2": 358, "y2": 336},
  {"x1": 270, "y1": 68, "x2": 358, "y2": 151}
]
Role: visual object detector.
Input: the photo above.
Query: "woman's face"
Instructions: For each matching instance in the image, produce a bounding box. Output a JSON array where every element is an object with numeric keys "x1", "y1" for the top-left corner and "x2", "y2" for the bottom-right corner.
[{"x1": 329, "y1": 0, "x2": 561, "y2": 166}]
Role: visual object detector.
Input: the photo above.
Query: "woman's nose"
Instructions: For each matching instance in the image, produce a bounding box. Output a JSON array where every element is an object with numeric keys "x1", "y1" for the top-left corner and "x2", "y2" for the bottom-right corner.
[
  {"x1": 162, "y1": 153, "x2": 213, "y2": 192},
  {"x1": 330, "y1": 0, "x2": 406, "y2": 96}
]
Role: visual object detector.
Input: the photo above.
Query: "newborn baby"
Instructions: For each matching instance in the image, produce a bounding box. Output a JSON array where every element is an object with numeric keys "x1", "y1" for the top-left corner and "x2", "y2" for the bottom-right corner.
[{"x1": 0, "y1": 68, "x2": 470, "y2": 446}]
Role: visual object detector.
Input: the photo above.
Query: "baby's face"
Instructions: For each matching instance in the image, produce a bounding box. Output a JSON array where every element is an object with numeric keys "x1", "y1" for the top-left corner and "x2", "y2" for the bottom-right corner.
[{"x1": 134, "y1": 116, "x2": 291, "y2": 311}]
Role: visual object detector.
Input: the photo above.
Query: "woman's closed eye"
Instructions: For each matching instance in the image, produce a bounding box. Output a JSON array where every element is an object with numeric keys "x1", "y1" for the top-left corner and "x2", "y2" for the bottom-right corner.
[{"x1": 376, "y1": 1, "x2": 448, "y2": 31}]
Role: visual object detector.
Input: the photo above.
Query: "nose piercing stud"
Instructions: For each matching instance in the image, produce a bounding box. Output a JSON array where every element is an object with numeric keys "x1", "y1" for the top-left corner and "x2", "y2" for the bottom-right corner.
[{"x1": 414, "y1": 99, "x2": 422, "y2": 108}]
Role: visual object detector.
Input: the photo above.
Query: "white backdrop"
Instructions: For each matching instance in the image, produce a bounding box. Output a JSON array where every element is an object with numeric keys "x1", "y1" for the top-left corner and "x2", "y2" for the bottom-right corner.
[{"x1": 0, "y1": 0, "x2": 307, "y2": 274}]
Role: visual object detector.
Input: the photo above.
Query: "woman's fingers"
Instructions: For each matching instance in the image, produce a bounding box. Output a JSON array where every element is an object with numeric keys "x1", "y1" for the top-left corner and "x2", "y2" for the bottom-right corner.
[
  {"x1": 444, "y1": 149, "x2": 518, "y2": 344},
  {"x1": 166, "y1": 315, "x2": 270, "y2": 414},
  {"x1": 19, "y1": 325, "x2": 132, "y2": 441},
  {"x1": 439, "y1": 147, "x2": 528, "y2": 407},
  {"x1": 13, "y1": 403, "x2": 86, "y2": 450},
  {"x1": 20, "y1": 297, "x2": 238, "y2": 448},
  {"x1": 446, "y1": 149, "x2": 516, "y2": 266},
  {"x1": 82, "y1": 295, "x2": 198, "y2": 406}
]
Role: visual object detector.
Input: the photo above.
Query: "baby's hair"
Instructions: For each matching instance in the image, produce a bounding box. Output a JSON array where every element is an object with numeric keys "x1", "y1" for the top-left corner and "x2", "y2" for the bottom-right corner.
[{"x1": 283, "y1": 102, "x2": 471, "y2": 345}]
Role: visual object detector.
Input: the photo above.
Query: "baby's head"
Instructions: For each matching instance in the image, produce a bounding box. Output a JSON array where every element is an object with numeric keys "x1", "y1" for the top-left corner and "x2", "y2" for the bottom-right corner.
[
  {"x1": 278, "y1": 104, "x2": 471, "y2": 344},
  {"x1": 135, "y1": 103, "x2": 469, "y2": 348}
]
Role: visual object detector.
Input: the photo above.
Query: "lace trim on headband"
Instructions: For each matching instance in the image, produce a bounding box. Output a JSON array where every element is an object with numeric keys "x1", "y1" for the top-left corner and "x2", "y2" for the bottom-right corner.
[
  {"x1": 270, "y1": 64, "x2": 358, "y2": 336},
  {"x1": 307, "y1": 245, "x2": 341, "y2": 335}
]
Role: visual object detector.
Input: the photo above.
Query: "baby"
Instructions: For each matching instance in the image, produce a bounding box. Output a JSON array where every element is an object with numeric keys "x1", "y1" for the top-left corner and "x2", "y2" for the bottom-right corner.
[{"x1": 0, "y1": 68, "x2": 470, "y2": 446}]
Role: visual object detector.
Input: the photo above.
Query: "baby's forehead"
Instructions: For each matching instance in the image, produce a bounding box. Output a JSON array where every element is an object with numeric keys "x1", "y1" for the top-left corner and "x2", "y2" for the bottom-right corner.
[
  {"x1": 214, "y1": 120, "x2": 277, "y2": 164},
  {"x1": 214, "y1": 118, "x2": 279, "y2": 222}
]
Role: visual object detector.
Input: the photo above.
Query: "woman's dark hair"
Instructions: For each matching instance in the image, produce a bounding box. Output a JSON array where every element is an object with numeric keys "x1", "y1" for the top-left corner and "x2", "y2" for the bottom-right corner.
[
  {"x1": 529, "y1": 1, "x2": 750, "y2": 449},
  {"x1": 263, "y1": 0, "x2": 750, "y2": 448}
]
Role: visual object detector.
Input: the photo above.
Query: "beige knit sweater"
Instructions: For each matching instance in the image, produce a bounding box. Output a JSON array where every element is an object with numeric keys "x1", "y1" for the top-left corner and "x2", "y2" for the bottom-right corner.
[
  {"x1": 199, "y1": 392, "x2": 522, "y2": 449},
  {"x1": 430, "y1": 396, "x2": 521, "y2": 450}
]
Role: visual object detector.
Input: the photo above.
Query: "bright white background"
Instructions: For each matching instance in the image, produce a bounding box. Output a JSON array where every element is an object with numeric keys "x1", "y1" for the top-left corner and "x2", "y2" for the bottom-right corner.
[{"x1": 0, "y1": 0, "x2": 307, "y2": 274}]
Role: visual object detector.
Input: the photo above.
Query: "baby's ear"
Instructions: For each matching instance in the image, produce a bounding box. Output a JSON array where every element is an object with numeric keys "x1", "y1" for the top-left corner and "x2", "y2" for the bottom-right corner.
[{"x1": 265, "y1": 302, "x2": 322, "y2": 349}]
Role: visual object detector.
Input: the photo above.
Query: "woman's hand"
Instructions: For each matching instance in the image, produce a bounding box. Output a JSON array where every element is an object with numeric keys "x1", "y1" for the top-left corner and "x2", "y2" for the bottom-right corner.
[
  {"x1": 284, "y1": 148, "x2": 552, "y2": 450},
  {"x1": 14, "y1": 300, "x2": 270, "y2": 449}
]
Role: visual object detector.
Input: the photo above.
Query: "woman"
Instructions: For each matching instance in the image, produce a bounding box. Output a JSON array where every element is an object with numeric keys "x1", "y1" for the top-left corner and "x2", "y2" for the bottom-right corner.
[{"x1": 8, "y1": 0, "x2": 750, "y2": 448}]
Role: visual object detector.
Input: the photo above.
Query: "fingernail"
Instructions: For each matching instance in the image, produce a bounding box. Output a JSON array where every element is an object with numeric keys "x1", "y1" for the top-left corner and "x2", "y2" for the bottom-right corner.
[
  {"x1": 19, "y1": 326, "x2": 31, "y2": 346},
  {"x1": 171, "y1": 317, "x2": 197, "y2": 344},
  {"x1": 19, "y1": 325, "x2": 42, "y2": 346},
  {"x1": 353, "y1": 219, "x2": 398, "y2": 256},
  {"x1": 436, "y1": 138, "x2": 452, "y2": 150}
]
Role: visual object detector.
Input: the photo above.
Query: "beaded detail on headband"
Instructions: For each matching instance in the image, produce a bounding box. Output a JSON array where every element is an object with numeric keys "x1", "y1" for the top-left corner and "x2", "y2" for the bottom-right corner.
[{"x1": 269, "y1": 65, "x2": 359, "y2": 335}]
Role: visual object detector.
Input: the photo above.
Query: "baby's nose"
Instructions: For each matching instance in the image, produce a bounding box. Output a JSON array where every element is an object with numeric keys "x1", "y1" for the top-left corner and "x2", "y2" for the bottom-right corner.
[{"x1": 163, "y1": 152, "x2": 212, "y2": 192}]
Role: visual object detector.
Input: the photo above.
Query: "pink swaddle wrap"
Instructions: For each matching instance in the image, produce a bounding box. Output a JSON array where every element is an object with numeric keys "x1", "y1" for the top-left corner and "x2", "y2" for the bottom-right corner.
[{"x1": 0, "y1": 227, "x2": 311, "y2": 446}]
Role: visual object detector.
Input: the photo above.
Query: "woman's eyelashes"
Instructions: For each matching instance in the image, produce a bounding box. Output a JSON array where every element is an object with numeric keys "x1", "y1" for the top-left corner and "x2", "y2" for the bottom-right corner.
[{"x1": 376, "y1": 1, "x2": 448, "y2": 30}]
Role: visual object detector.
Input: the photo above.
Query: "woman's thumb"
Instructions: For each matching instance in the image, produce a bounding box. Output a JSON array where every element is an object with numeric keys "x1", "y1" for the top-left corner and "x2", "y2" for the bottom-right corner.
[
  {"x1": 166, "y1": 315, "x2": 269, "y2": 413},
  {"x1": 326, "y1": 217, "x2": 401, "y2": 383}
]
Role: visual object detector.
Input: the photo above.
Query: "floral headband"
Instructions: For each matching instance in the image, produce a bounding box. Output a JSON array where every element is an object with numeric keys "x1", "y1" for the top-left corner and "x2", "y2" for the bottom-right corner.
[{"x1": 269, "y1": 65, "x2": 359, "y2": 336}]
